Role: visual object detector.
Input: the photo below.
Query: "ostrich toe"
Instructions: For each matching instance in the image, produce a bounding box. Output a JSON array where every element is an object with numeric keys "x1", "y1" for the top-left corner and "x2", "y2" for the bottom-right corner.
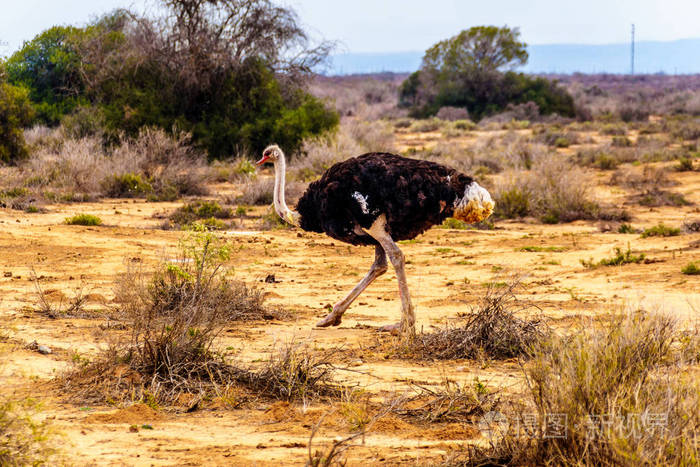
[
  {"x1": 378, "y1": 323, "x2": 402, "y2": 335},
  {"x1": 316, "y1": 311, "x2": 343, "y2": 327}
]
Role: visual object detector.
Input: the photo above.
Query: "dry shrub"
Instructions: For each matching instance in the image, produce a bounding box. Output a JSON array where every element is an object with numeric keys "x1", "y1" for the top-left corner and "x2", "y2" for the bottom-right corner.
[
  {"x1": 459, "y1": 312, "x2": 700, "y2": 466},
  {"x1": 611, "y1": 165, "x2": 691, "y2": 207},
  {"x1": 412, "y1": 277, "x2": 548, "y2": 360},
  {"x1": 682, "y1": 218, "x2": 700, "y2": 233},
  {"x1": 105, "y1": 128, "x2": 210, "y2": 200},
  {"x1": 436, "y1": 106, "x2": 470, "y2": 121},
  {"x1": 210, "y1": 157, "x2": 256, "y2": 182},
  {"x1": 9, "y1": 128, "x2": 209, "y2": 202},
  {"x1": 0, "y1": 326, "x2": 55, "y2": 465},
  {"x1": 63, "y1": 227, "x2": 285, "y2": 405},
  {"x1": 573, "y1": 146, "x2": 637, "y2": 170},
  {"x1": 235, "y1": 342, "x2": 342, "y2": 403},
  {"x1": 393, "y1": 378, "x2": 499, "y2": 424},
  {"x1": 291, "y1": 118, "x2": 395, "y2": 181},
  {"x1": 0, "y1": 399, "x2": 55, "y2": 466},
  {"x1": 493, "y1": 154, "x2": 603, "y2": 223},
  {"x1": 310, "y1": 74, "x2": 404, "y2": 120}
]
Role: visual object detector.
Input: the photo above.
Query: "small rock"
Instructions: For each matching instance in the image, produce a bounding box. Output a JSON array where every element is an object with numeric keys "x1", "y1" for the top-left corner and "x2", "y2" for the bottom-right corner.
[
  {"x1": 264, "y1": 274, "x2": 278, "y2": 283},
  {"x1": 3, "y1": 272, "x2": 11, "y2": 278},
  {"x1": 37, "y1": 345, "x2": 52, "y2": 355}
]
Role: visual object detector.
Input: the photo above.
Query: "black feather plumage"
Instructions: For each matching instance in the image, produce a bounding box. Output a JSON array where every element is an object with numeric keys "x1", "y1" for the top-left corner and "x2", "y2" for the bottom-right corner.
[{"x1": 296, "y1": 153, "x2": 474, "y2": 245}]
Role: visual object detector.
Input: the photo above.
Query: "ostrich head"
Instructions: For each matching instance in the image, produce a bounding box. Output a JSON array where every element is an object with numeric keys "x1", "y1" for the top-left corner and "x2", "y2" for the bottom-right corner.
[
  {"x1": 453, "y1": 182, "x2": 495, "y2": 224},
  {"x1": 256, "y1": 144, "x2": 282, "y2": 165}
]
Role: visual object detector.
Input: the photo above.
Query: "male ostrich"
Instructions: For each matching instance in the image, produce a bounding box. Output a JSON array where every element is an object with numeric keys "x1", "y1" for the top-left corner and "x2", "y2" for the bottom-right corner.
[{"x1": 256, "y1": 145, "x2": 494, "y2": 335}]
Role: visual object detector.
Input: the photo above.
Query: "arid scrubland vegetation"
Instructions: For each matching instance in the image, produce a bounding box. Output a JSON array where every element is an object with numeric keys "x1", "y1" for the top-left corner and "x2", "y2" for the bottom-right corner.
[{"x1": 1, "y1": 1, "x2": 700, "y2": 465}]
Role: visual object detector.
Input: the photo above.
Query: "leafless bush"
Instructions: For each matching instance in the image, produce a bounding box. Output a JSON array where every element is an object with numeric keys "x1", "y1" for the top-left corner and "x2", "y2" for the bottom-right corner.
[
  {"x1": 393, "y1": 378, "x2": 500, "y2": 424},
  {"x1": 411, "y1": 276, "x2": 548, "y2": 360},
  {"x1": 310, "y1": 74, "x2": 405, "y2": 120},
  {"x1": 436, "y1": 106, "x2": 470, "y2": 121},
  {"x1": 682, "y1": 218, "x2": 700, "y2": 233},
  {"x1": 31, "y1": 271, "x2": 93, "y2": 319},
  {"x1": 480, "y1": 101, "x2": 541, "y2": 124},
  {"x1": 611, "y1": 165, "x2": 690, "y2": 206},
  {"x1": 236, "y1": 342, "x2": 342, "y2": 403}
]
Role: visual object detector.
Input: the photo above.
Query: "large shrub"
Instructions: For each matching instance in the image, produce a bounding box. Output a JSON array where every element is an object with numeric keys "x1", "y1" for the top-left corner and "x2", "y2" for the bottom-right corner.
[
  {"x1": 4, "y1": 26, "x2": 87, "y2": 125},
  {"x1": 399, "y1": 26, "x2": 576, "y2": 120},
  {"x1": 7, "y1": 1, "x2": 338, "y2": 157},
  {"x1": 0, "y1": 82, "x2": 35, "y2": 163}
]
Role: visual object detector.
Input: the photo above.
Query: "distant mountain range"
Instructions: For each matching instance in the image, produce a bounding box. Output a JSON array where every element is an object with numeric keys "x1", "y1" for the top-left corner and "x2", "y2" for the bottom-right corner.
[{"x1": 326, "y1": 39, "x2": 700, "y2": 75}]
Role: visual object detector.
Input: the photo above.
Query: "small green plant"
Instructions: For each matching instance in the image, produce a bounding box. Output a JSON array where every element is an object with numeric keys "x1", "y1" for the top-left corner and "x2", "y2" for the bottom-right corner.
[
  {"x1": 681, "y1": 262, "x2": 700, "y2": 275},
  {"x1": 617, "y1": 223, "x2": 634, "y2": 233},
  {"x1": 554, "y1": 137, "x2": 570, "y2": 148},
  {"x1": 169, "y1": 200, "x2": 232, "y2": 227},
  {"x1": 611, "y1": 135, "x2": 632, "y2": 147},
  {"x1": 581, "y1": 244, "x2": 645, "y2": 268},
  {"x1": 495, "y1": 188, "x2": 529, "y2": 219},
  {"x1": 192, "y1": 217, "x2": 227, "y2": 231},
  {"x1": 65, "y1": 214, "x2": 102, "y2": 226},
  {"x1": 440, "y1": 217, "x2": 471, "y2": 230},
  {"x1": 102, "y1": 173, "x2": 153, "y2": 197},
  {"x1": 676, "y1": 157, "x2": 694, "y2": 171},
  {"x1": 518, "y1": 246, "x2": 566, "y2": 252},
  {"x1": 641, "y1": 223, "x2": 681, "y2": 238},
  {"x1": 0, "y1": 398, "x2": 55, "y2": 465}
]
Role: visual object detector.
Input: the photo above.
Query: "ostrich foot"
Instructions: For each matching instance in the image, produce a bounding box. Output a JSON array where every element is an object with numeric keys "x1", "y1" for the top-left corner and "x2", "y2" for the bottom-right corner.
[
  {"x1": 378, "y1": 322, "x2": 402, "y2": 335},
  {"x1": 316, "y1": 310, "x2": 343, "y2": 327}
]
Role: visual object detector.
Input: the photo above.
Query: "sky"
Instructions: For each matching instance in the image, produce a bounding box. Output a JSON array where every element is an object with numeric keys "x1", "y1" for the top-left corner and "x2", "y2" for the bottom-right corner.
[{"x1": 1, "y1": 0, "x2": 699, "y2": 57}]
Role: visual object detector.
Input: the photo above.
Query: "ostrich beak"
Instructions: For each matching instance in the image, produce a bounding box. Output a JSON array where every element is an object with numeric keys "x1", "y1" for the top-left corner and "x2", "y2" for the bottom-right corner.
[{"x1": 256, "y1": 155, "x2": 270, "y2": 166}]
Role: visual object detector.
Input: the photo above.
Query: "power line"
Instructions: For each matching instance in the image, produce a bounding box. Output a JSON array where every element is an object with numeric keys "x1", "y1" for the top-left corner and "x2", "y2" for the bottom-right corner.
[{"x1": 630, "y1": 24, "x2": 635, "y2": 75}]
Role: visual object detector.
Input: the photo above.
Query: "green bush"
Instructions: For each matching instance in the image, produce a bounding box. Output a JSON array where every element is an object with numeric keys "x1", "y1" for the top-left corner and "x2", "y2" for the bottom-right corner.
[
  {"x1": 681, "y1": 262, "x2": 700, "y2": 275},
  {"x1": 102, "y1": 173, "x2": 153, "y2": 198},
  {"x1": 398, "y1": 26, "x2": 575, "y2": 121},
  {"x1": 495, "y1": 187, "x2": 530, "y2": 218},
  {"x1": 0, "y1": 82, "x2": 35, "y2": 163},
  {"x1": 641, "y1": 223, "x2": 681, "y2": 238},
  {"x1": 4, "y1": 26, "x2": 87, "y2": 125},
  {"x1": 169, "y1": 200, "x2": 232, "y2": 227},
  {"x1": 65, "y1": 214, "x2": 102, "y2": 226},
  {"x1": 8, "y1": 8, "x2": 338, "y2": 158},
  {"x1": 581, "y1": 245, "x2": 645, "y2": 268}
]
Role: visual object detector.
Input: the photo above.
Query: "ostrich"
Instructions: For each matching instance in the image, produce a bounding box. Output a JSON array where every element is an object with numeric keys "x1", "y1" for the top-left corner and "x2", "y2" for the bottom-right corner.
[{"x1": 256, "y1": 144, "x2": 494, "y2": 335}]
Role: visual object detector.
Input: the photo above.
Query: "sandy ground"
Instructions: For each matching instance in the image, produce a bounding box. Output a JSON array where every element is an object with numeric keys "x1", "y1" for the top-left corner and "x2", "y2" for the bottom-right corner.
[{"x1": 1, "y1": 132, "x2": 699, "y2": 465}]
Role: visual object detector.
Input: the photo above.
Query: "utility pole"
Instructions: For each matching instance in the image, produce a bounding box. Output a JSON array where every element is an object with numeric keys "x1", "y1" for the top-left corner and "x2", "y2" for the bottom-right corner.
[{"x1": 630, "y1": 24, "x2": 635, "y2": 75}]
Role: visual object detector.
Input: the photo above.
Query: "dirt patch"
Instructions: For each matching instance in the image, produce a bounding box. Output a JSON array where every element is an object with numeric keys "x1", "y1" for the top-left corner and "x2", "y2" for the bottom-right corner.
[{"x1": 85, "y1": 403, "x2": 164, "y2": 424}]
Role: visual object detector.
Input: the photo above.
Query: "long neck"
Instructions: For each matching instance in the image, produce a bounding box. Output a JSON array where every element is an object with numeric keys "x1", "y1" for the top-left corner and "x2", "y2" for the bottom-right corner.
[{"x1": 272, "y1": 153, "x2": 300, "y2": 227}]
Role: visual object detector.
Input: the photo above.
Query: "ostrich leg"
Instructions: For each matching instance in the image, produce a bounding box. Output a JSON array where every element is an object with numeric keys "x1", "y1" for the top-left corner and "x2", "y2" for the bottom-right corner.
[
  {"x1": 316, "y1": 245, "x2": 388, "y2": 327},
  {"x1": 366, "y1": 215, "x2": 416, "y2": 336}
]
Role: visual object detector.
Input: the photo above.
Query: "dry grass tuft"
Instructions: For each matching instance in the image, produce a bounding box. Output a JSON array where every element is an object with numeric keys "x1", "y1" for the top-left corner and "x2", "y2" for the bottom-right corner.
[
  {"x1": 457, "y1": 311, "x2": 700, "y2": 466},
  {"x1": 411, "y1": 277, "x2": 549, "y2": 360},
  {"x1": 492, "y1": 154, "x2": 609, "y2": 223}
]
